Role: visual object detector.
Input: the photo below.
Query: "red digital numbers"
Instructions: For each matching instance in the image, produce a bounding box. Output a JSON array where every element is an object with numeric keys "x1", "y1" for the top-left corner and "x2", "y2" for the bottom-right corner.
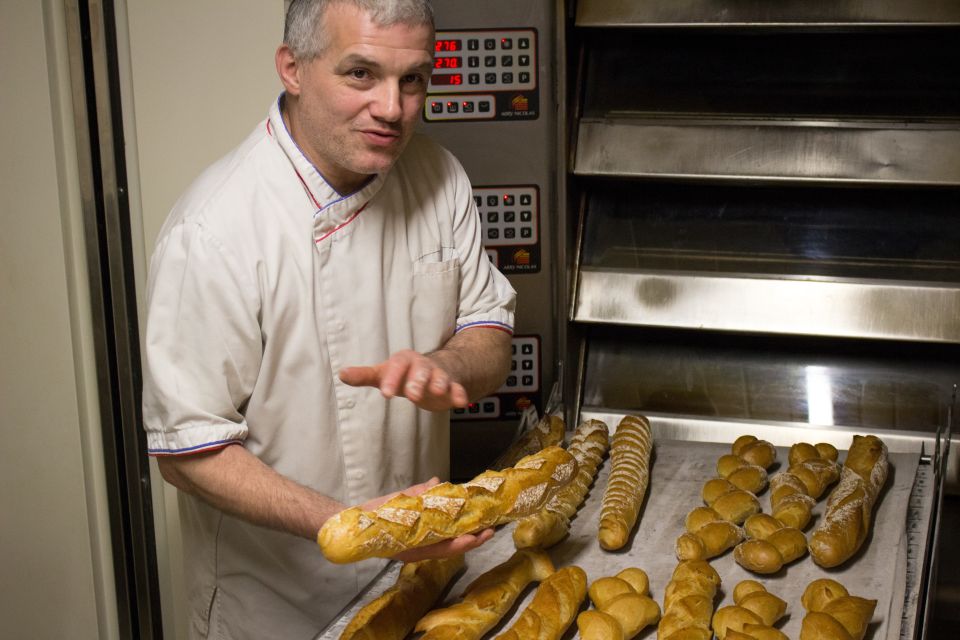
[
  {"x1": 434, "y1": 39, "x2": 462, "y2": 52},
  {"x1": 434, "y1": 57, "x2": 462, "y2": 69},
  {"x1": 432, "y1": 73, "x2": 463, "y2": 86}
]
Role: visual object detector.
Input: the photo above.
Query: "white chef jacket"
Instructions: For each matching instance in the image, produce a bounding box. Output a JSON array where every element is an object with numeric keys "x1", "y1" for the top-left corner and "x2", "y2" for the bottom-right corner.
[{"x1": 142, "y1": 97, "x2": 516, "y2": 639}]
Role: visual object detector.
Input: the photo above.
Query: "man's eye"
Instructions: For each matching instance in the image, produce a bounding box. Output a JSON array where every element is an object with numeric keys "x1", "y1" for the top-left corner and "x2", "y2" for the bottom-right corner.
[
  {"x1": 349, "y1": 69, "x2": 369, "y2": 80},
  {"x1": 402, "y1": 73, "x2": 425, "y2": 85}
]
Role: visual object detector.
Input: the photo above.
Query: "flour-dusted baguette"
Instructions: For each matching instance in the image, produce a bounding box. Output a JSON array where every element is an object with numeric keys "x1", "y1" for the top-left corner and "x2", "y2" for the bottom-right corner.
[
  {"x1": 339, "y1": 555, "x2": 463, "y2": 640},
  {"x1": 415, "y1": 549, "x2": 555, "y2": 640},
  {"x1": 809, "y1": 435, "x2": 888, "y2": 568},
  {"x1": 799, "y1": 578, "x2": 877, "y2": 640},
  {"x1": 492, "y1": 414, "x2": 566, "y2": 470},
  {"x1": 318, "y1": 446, "x2": 578, "y2": 564},
  {"x1": 514, "y1": 419, "x2": 610, "y2": 549},
  {"x1": 494, "y1": 565, "x2": 588, "y2": 640},
  {"x1": 598, "y1": 415, "x2": 653, "y2": 550}
]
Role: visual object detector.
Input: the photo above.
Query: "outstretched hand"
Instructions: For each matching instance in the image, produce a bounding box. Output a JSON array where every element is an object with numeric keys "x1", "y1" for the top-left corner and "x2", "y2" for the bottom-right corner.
[
  {"x1": 339, "y1": 349, "x2": 469, "y2": 412},
  {"x1": 359, "y1": 477, "x2": 494, "y2": 563}
]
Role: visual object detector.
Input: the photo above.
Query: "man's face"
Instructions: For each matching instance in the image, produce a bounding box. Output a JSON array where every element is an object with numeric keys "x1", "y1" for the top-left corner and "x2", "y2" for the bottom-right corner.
[{"x1": 284, "y1": 4, "x2": 434, "y2": 193}]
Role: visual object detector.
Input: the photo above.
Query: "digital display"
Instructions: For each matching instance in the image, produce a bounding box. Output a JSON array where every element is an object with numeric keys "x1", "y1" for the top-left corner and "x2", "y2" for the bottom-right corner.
[
  {"x1": 434, "y1": 56, "x2": 462, "y2": 69},
  {"x1": 435, "y1": 39, "x2": 462, "y2": 52},
  {"x1": 431, "y1": 73, "x2": 463, "y2": 86}
]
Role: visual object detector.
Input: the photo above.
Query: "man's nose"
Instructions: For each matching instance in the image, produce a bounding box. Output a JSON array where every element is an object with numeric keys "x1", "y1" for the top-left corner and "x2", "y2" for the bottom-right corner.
[{"x1": 370, "y1": 80, "x2": 403, "y2": 122}]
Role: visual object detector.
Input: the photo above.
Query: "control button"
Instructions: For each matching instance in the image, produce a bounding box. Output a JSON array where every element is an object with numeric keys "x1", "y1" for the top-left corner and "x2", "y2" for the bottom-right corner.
[
  {"x1": 453, "y1": 408, "x2": 465, "y2": 415},
  {"x1": 511, "y1": 343, "x2": 517, "y2": 354},
  {"x1": 519, "y1": 72, "x2": 530, "y2": 83},
  {"x1": 501, "y1": 55, "x2": 513, "y2": 67},
  {"x1": 522, "y1": 375, "x2": 534, "y2": 386},
  {"x1": 502, "y1": 72, "x2": 513, "y2": 84},
  {"x1": 520, "y1": 194, "x2": 532, "y2": 205},
  {"x1": 507, "y1": 375, "x2": 517, "y2": 387},
  {"x1": 468, "y1": 56, "x2": 479, "y2": 67},
  {"x1": 468, "y1": 403, "x2": 480, "y2": 414},
  {"x1": 521, "y1": 343, "x2": 533, "y2": 354},
  {"x1": 462, "y1": 101, "x2": 474, "y2": 113},
  {"x1": 521, "y1": 227, "x2": 532, "y2": 238},
  {"x1": 485, "y1": 72, "x2": 497, "y2": 84},
  {"x1": 522, "y1": 360, "x2": 533, "y2": 370},
  {"x1": 484, "y1": 55, "x2": 496, "y2": 67},
  {"x1": 468, "y1": 39, "x2": 479, "y2": 50},
  {"x1": 520, "y1": 210, "x2": 532, "y2": 221},
  {"x1": 430, "y1": 101, "x2": 442, "y2": 114},
  {"x1": 510, "y1": 361, "x2": 517, "y2": 371},
  {"x1": 504, "y1": 211, "x2": 516, "y2": 222},
  {"x1": 501, "y1": 38, "x2": 513, "y2": 49},
  {"x1": 446, "y1": 101, "x2": 458, "y2": 113},
  {"x1": 519, "y1": 38, "x2": 530, "y2": 49},
  {"x1": 486, "y1": 195, "x2": 498, "y2": 206},
  {"x1": 478, "y1": 101, "x2": 491, "y2": 112},
  {"x1": 519, "y1": 55, "x2": 530, "y2": 66},
  {"x1": 503, "y1": 194, "x2": 515, "y2": 206},
  {"x1": 484, "y1": 38, "x2": 496, "y2": 50},
  {"x1": 504, "y1": 228, "x2": 516, "y2": 239},
  {"x1": 487, "y1": 212, "x2": 499, "y2": 223},
  {"x1": 468, "y1": 73, "x2": 480, "y2": 84},
  {"x1": 483, "y1": 401, "x2": 496, "y2": 413},
  {"x1": 473, "y1": 196, "x2": 481, "y2": 206},
  {"x1": 487, "y1": 228, "x2": 499, "y2": 239}
]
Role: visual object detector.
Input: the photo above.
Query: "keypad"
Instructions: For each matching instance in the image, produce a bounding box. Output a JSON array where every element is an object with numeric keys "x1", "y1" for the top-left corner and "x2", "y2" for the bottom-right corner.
[
  {"x1": 425, "y1": 94, "x2": 496, "y2": 121},
  {"x1": 498, "y1": 336, "x2": 539, "y2": 393},
  {"x1": 452, "y1": 396, "x2": 500, "y2": 419},
  {"x1": 428, "y1": 29, "x2": 536, "y2": 94}
]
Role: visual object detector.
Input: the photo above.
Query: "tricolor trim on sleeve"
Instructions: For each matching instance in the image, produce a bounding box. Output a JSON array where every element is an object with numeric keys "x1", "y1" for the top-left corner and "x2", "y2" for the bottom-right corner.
[
  {"x1": 455, "y1": 320, "x2": 514, "y2": 335},
  {"x1": 148, "y1": 438, "x2": 244, "y2": 457}
]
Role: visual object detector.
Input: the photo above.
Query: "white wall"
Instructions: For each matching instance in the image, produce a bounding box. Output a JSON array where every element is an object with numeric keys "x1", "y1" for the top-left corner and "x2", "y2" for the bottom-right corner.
[
  {"x1": 0, "y1": 1, "x2": 117, "y2": 638},
  {"x1": 119, "y1": 1, "x2": 284, "y2": 637}
]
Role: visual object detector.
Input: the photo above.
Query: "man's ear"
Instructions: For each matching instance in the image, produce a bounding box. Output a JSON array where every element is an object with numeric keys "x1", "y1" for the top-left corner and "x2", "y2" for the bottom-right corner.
[{"x1": 275, "y1": 44, "x2": 301, "y2": 96}]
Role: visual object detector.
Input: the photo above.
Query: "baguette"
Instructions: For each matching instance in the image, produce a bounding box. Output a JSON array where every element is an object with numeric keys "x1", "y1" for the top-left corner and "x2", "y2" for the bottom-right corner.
[
  {"x1": 494, "y1": 565, "x2": 588, "y2": 640},
  {"x1": 339, "y1": 555, "x2": 463, "y2": 640},
  {"x1": 415, "y1": 549, "x2": 555, "y2": 640},
  {"x1": 492, "y1": 414, "x2": 566, "y2": 470},
  {"x1": 318, "y1": 446, "x2": 578, "y2": 564},
  {"x1": 577, "y1": 567, "x2": 661, "y2": 640},
  {"x1": 658, "y1": 560, "x2": 721, "y2": 640},
  {"x1": 514, "y1": 419, "x2": 610, "y2": 549},
  {"x1": 799, "y1": 578, "x2": 877, "y2": 640},
  {"x1": 598, "y1": 415, "x2": 654, "y2": 550},
  {"x1": 712, "y1": 580, "x2": 787, "y2": 640},
  {"x1": 809, "y1": 435, "x2": 888, "y2": 568}
]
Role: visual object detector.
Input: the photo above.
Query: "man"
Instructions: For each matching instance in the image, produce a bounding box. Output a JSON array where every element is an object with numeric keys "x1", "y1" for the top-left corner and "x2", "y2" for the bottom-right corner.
[{"x1": 141, "y1": 1, "x2": 515, "y2": 637}]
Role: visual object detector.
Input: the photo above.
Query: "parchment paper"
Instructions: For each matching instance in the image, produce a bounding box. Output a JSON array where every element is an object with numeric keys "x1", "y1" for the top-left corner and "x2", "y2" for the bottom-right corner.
[{"x1": 318, "y1": 438, "x2": 919, "y2": 640}]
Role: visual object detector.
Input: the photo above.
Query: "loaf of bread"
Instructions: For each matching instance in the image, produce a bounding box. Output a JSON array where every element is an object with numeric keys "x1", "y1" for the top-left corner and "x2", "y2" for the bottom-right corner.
[
  {"x1": 658, "y1": 560, "x2": 721, "y2": 640},
  {"x1": 799, "y1": 578, "x2": 877, "y2": 640},
  {"x1": 809, "y1": 435, "x2": 889, "y2": 568},
  {"x1": 676, "y1": 507, "x2": 744, "y2": 561},
  {"x1": 716, "y1": 455, "x2": 768, "y2": 494},
  {"x1": 702, "y1": 477, "x2": 761, "y2": 524},
  {"x1": 492, "y1": 414, "x2": 566, "y2": 470},
  {"x1": 339, "y1": 555, "x2": 463, "y2": 640},
  {"x1": 514, "y1": 419, "x2": 610, "y2": 549},
  {"x1": 732, "y1": 435, "x2": 777, "y2": 470},
  {"x1": 734, "y1": 513, "x2": 806, "y2": 574},
  {"x1": 415, "y1": 549, "x2": 555, "y2": 640},
  {"x1": 494, "y1": 565, "x2": 588, "y2": 640},
  {"x1": 768, "y1": 442, "x2": 840, "y2": 530},
  {"x1": 318, "y1": 446, "x2": 578, "y2": 563},
  {"x1": 598, "y1": 415, "x2": 653, "y2": 550},
  {"x1": 577, "y1": 567, "x2": 660, "y2": 640},
  {"x1": 712, "y1": 580, "x2": 787, "y2": 640}
]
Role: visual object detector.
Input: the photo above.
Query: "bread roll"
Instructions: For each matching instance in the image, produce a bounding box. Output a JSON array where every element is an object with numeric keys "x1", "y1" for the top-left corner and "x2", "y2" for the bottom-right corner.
[
  {"x1": 799, "y1": 578, "x2": 877, "y2": 640},
  {"x1": 318, "y1": 446, "x2": 578, "y2": 563},
  {"x1": 731, "y1": 435, "x2": 777, "y2": 470},
  {"x1": 712, "y1": 580, "x2": 786, "y2": 640},
  {"x1": 578, "y1": 568, "x2": 661, "y2": 640},
  {"x1": 658, "y1": 560, "x2": 721, "y2": 640},
  {"x1": 809, "y1": 435, "x2": 888, "y2": 568},
  {"x1": 676, "y1": 509, "x2": 744, "y2": 561},
  {"x1": 415, "y1": 549, "x2": 555, "y2": 640},
  {"x1": 734, "y1": 513, "x2": 806, "y2": 574},
  {"x1": 492, "y1": 414, "x2": 566, "y2": 470},
  {"x1": 494, "y1": 565, "x2": 588, "y2": 640},
  {"x1": 339, "y1": 555, "x2": 463, "y2": 640},
  {"x1": 598, "y1": 415, "x2": 653, "y2": 550},
  {"x1": 514, "y1": 419, "x2": 609, "y2": 549}
]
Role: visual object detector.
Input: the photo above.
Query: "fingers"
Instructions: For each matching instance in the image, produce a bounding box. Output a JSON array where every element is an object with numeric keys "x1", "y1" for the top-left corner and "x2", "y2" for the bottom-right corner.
[
  {"x1": 341, "y1": 350, "x2": 467, "y2": 411},
  {"x1": 339, "y1": 365, "x2": 381, "y2": 388},
  {"x1": 392, "y1": 528, "x2": 495, "y2": 563}
]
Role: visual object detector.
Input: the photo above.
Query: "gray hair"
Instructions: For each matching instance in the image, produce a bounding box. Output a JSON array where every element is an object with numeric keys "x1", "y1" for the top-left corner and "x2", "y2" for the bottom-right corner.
[{"x1": 284, "y1": 0, "x2": 435, "y2": 60}]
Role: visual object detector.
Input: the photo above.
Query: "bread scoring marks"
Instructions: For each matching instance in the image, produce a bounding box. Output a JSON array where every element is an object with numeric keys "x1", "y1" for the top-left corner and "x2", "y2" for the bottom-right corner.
[
  {"x1": 375, "y1": 507, "x2": 421, "y2": 527},
  {"x1": 422, "y1": 494, "x2": 465, "y2": 518},
  {"x1": 509, "y1": 481, "x2": 548, "y2": 515},
  {"x1": 551, "y1": 459, "x2": 577, "y2": 483},
  {"x1": 356, "y1": 512, "x2": 375, "y2": 532},
  {"x1": 465, "y1": 475, "x2": 505, "y2": 493},
  {"x1": 514, "y1": 457, "x2": 547, "y2": 470}
]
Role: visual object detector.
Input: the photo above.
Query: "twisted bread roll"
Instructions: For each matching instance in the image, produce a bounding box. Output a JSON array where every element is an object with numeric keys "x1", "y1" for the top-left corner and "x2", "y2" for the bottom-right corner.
[
  {"x1": 415, "y1": 549, "x2": 555, "y2": 640},
  {"x1": 732, "y1": 435, "x2": 777, "y2": 469},
  {"x1": 716, "y1": 455, "x2": 768, "y2": 494},
  {"x1": 712, "y1": 580, "x2": 787, "y2": 640},
  {"x1": 494, "y1": 565, "x2": 588, "y2": 640},
  {"x1": 809, "y1": 435, "x2": 888, "y2": 568},
  {"x1": 734, "y1": 513, "x2": 807, "y2": 574},
  {"x1": 799, "y1": 578, "x2": 877, "y2": 640},
  {"x1": 768, "y1": 443, "x2": 840, "y2": 530},
  {"x1": 658, "y1": 560, "x2": 721, "y2": 640},
  {"x1": 318, "y1": 447, "x2": 578, "y2": 563},
  {"x1": 598, "y1": 415, "x2": 653, "y2": 550},
  {"x1": 577, "y1": 567, "x2": 661, "y2": 640},
  {"x1": 339, "y1": 555, "x2": 463, "y2": 640},
  {"x1": 493, "y1": 414, "x2": 566, "y2": 470},
  {"x1": 676, "y1": 507, "x2": 744, "y2": 561},
  {"x1": 514, "y1": 419, "x2": 610, "y2": 549}
]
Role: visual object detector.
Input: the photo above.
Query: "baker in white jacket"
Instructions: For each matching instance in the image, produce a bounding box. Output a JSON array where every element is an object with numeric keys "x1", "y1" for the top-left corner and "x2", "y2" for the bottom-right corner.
[{"x1": 141, "y1": 1, "x2": 516, "y2": 637}]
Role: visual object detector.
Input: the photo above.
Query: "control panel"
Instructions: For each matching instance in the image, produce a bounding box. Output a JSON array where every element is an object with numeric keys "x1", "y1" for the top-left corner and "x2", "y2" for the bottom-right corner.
[
  {"x1": 473, "y1": 185, "x2": 540, "y2": 274},
  {"x1": 453, "y1": 335, "x2": 541, "y2": 420},
  {"x1": 425, "y1": 28, "x2": 539, "y2": 122}
]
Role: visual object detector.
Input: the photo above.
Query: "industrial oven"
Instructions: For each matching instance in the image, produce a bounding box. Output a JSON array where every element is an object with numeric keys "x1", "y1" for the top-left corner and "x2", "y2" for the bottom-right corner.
[{"x1": 318, "y1": 1, "x2": 960, "y2": 638}]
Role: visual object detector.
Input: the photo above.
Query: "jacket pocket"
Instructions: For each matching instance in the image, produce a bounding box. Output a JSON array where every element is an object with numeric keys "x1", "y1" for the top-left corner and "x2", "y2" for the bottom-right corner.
[{"x1": 411, "y1": 256, "x2": 460, "y2": 353}]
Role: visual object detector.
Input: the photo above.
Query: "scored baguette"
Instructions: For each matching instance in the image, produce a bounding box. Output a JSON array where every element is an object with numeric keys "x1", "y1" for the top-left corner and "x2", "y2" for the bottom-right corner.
[
  {"x1": 514, "y1": 419, "x2": 610, "y2": 549},
  {"x1": 339, "y1": 555, "x2": 463, "y2": 640},
  {"x1": 494, "y1": 565, "x2": 588, "y2": 640},
  {"x1": 492, "y1": 414, "x2": 566, "y2": 470},
  {"x1": 318, "y1": 446, "x2": 578, "y2": 564},
  {"x1": 809, "y1": 435, "x2": 888, "y2": 568},
  {"x1": 598, "y1": 415, "x2": 653, "y2": 551}
]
